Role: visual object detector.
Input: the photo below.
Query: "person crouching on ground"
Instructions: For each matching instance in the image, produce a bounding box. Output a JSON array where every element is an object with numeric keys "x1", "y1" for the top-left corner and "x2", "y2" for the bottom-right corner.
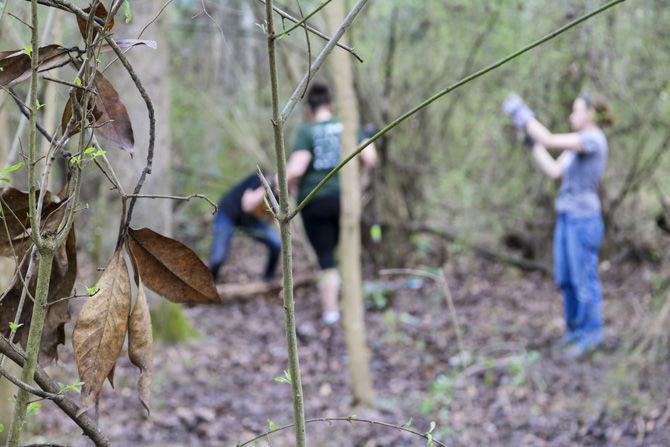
[{"x1": 208, "y1": 171, "x2": 281, "y2": 282}]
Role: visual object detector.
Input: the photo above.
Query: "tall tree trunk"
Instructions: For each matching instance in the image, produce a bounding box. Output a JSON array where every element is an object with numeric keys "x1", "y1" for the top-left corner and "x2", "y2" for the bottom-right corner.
[{"x1": 328, "y1": 0, "x2": 375, "y2": 405}]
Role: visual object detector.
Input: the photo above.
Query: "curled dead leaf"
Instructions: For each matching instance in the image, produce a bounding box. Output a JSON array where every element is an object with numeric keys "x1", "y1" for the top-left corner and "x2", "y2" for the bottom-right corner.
[
  {"x1": 0, "y1": 187, "x2": 60, "y2": 259},
  {"x1": 73, "y1": 250, "x2": 131, "y2": 413},
  {"x1": 92, "y1": 71, "x2": 134, "y2": 152},
  {"x1": 61, "y1": 87, "x2": 102, "y2": 138},
  {"x1": 76, "y1": 3, "x2": 114, "y2": 41},
  {"x1": 0, "y1": 45, "x2": 71, "y2": 88},
  {"x1": 0, "y1": 227, "x2": 76, "y2": 364},
  {"x1": 127, "y1": 228, "x2": 218, "y2": 303},
  {"x1": 128, "y1": 277, "x2": 153, "y2": 414},
  {"x1": 61, "y1": 70, "x2": 134, "y2": 152}
]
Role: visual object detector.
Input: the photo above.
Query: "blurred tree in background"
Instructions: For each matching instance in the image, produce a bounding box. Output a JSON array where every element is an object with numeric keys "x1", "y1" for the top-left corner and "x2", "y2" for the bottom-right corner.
[{"x1": 162, "y1": 0, "x2": 670, "y2": 266}]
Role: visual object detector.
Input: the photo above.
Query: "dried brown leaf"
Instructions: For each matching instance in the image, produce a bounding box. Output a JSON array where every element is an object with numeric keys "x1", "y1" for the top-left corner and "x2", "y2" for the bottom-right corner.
[
  {"x1": 76, "y1": 3, "x2": 114, "y2": 41},
  {"x1": 73, "y1": 250, "x2": 131, "y2": 413},
  {"x1": 0, "y1": 236, "x2": 31, "y2": 258},
  {"x1": 107, "y1": 365, "x2": 116, "y2": 389},
  {"x1": 0, "y1": 45, "x2": 70, "y2": 88},
  {"x1": 0, "y1": 188, "x2": 60, "y2": 258},
  {"x1": 61, "y1": 71, "x2": 134, "y2": 152},
  {"x1": 61, "y1": 89, "x2": 89, "y2": 138},
  {"x1": 127, "y1": 228, "x2": 218, "y2": 303},
  {"x1": 0, "y1": 188, "x2": 35, "y2": 243},
  {"x1": 92, "y1": 71, "x2": 134, "y2": 152},
  {"x1": 128, "y1": 277, "x2": 153, "y2": 414},
  {"x1": 0, "y1": 227, "x2": 76, "y2": 364}
]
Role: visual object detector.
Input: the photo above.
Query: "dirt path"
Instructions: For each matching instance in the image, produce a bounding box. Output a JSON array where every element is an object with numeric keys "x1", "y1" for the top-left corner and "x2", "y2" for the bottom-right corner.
[{"x1": 24, "y1": 238, "x2": 670, "y2": 446}]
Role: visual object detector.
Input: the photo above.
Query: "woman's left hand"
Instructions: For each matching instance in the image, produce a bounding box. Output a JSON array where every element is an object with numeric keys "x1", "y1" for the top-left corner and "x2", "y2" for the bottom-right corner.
[{"x1": 502, "y1": 93, "x2": 535, "y2": 129}]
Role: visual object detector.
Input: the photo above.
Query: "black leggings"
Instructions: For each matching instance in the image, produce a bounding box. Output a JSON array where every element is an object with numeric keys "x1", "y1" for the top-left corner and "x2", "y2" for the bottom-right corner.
[{"x1": 301, "y1": 194, "x2": 340, "y2": 269}]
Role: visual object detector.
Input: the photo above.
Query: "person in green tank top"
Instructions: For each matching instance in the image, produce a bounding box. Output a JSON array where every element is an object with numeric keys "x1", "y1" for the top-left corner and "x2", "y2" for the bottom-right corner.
[{"x1": 286, "y1": 82, "x2": 377, "y2": 325}]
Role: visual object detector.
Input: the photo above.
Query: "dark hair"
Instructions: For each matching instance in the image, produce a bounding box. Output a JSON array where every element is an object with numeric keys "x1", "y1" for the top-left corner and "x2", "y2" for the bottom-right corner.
[
  {"x1": 307, "y1": 82, "x2": 332, "y2": 110},
  {"x1": 580, "y1": 91, "x2": 613, "y2": 128}
]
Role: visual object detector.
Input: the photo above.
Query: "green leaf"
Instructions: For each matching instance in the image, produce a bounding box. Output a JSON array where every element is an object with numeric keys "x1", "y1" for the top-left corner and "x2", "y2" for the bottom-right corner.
[
  {"x1": 24, "y1": 45, "x2": 32, "y2": 58},
  {"x1": 8, "y1": 322, "x2": 23, "y2": 332},
  {"x1": 35, "y1": 100, "x2": 45, "y2": 110},
  {"x1": 1, "y1": 162, "x2": 24, "y2": 175},
  {"x1": 0, "y1": 423, "x2": 4, "y2": 433},
  {"x1": 74, "y1": 77, "x2": 82, "y2": 86},
  {"x1": 26, "y1": 402, "x2": 41, "y2": 416},
  {"x1": 274, "y1": 369, "x2": 292, "y2": 385},
  {"x1": 122, "y1": 0, "x2": 133, "y2": 23},
  {"x1": 267, "y1": 419, "x2": 277, "y2": 431},
  {"x1": 58, "y1": 380, "x2": 85, "y2": 394},
  {"x1": 84, "y1": 147, "x2": 96, "y2": 155},
  {"x1": 87, "y1": 285, "x2": 101, "y2": 296},
  {"x1": 94, "y1": 149, "x2": 107, "y2": 157}
]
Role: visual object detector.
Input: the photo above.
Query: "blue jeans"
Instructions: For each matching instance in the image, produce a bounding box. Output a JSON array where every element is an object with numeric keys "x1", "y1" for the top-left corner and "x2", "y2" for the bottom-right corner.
[
  {"x1": 553, "y1": 213, "x2": 604, "y2": 349},
  {"x1": 208, "y1": 211, "x2": 281, "y2": 280}
]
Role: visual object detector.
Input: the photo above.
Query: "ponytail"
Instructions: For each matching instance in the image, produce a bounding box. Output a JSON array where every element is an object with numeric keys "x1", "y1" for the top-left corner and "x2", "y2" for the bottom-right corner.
[{"x1": 581, "y1": 91, "x2": 613, "y2": 128}]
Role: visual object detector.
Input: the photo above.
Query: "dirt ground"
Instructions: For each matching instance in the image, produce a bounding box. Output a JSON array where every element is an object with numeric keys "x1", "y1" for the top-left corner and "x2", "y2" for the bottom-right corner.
[{"x1": 22, "y1": 236, "x2": 670, "y2": 446}]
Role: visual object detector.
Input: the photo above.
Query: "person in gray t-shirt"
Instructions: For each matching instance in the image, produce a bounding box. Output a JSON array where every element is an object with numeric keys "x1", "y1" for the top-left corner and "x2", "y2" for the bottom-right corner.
[{"x1": 503, "y1": 92, "x2": 613, "y2": 358}]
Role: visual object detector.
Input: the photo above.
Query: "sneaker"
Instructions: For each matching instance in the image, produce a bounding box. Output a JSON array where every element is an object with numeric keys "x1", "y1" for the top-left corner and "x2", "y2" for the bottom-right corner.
[
  {"x1": 551, "y1": 331, "x2": 580, "y2": 351},
  {"x1": 562, "y1": 331, "x2": 602, "y2": 360},
  {"x1": 322, "y1": 311, "x2": 341, "y2": 325}
]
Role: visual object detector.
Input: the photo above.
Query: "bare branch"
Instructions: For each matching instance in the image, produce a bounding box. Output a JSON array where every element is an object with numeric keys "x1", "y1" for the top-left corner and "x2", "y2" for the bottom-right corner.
[
  {"x1": 279, "y1": 0, "x2": 370, "y2": 123},
  {"x1": 0, "y1": 335, "x2": 112, "y2": 446},
  {"x1": 102, "y1": 0, "x2": 176, "y2": 74},
  {"x1": 41, "y1": 75, "x2": 95, "y2": 92},
  {"x1": 236, "y1": 416, "x2": 448, "y2": 447},
  {"x1": 4, "y1": 98, "x2": 66, "y2": 195},
  {"x1": 256, "y1": 166, "x2": 280, "y2": 216},
  {"x1": 275, "y1": 0, "x2": 331, "y2": 39},
  {"x1": 0, "y1": 364, "x2": 63, "y2": 400},
  {"x1": 256, "y1": 0, "x2": 362, "y2": 62},
  {"x1": 125, "y1": 193, "x2": 218, "y2": 214},
  {"x1": 193, "y1": 0, "x2": 224, "y2": 37}
]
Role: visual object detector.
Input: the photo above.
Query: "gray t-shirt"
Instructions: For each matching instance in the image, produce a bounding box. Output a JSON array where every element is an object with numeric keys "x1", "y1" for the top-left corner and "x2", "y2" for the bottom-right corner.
[{"x1": 555, "y1": 128, "x2": 608, "y2": 217}]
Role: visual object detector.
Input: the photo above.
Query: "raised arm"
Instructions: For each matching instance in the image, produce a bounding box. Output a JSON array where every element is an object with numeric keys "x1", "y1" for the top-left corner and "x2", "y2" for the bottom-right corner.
[
  {"x1": 526, "y1": 119, "x2": 583, "y2": 152},
  {"x1": 503, "y1": 93, "x2": 585, "y2": 152},
  {"x1": 530, "y1": 143, "x2": 574, "y2": 179}
]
